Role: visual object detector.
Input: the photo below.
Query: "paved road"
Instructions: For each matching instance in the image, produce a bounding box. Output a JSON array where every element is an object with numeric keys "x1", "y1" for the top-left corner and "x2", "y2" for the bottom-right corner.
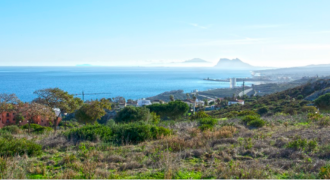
[{"x1": 238, "y1": 88, "x2": 253, "y2": 97}]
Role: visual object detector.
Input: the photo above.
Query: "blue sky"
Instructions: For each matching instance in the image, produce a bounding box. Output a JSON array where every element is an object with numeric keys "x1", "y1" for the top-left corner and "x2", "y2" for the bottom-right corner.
[{"x1": 0, "y1": 0, "x2": 330, "y2": 67}]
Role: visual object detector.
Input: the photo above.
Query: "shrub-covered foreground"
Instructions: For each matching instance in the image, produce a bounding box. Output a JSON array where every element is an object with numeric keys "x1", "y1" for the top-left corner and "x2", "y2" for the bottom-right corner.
[
  {"x1": 64, "y1": 122, "x2": 171, "y2": 144},
  {"x1": 2, "y1": 113, "x2": 330, "y2": 179}
]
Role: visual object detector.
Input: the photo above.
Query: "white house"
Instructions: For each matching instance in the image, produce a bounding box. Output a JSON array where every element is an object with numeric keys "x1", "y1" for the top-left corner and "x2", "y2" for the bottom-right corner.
[
  {"x1": 137, "y1": 98, "x2": 152, "y2": 107},
  {"x1": 228, "y1": 99, "x2": 245, "y2": 106}
]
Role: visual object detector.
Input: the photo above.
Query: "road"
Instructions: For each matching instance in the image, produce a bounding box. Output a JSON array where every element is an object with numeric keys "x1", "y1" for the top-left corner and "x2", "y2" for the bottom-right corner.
[{"x1": 238, "y1": 88, "x2": 253, "y2": 97}]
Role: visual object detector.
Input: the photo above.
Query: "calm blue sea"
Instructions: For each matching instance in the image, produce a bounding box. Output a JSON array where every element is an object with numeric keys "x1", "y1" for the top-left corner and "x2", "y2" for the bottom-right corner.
[{"x1": 0, "y1": 67, "x2": 252, "y2": 102}]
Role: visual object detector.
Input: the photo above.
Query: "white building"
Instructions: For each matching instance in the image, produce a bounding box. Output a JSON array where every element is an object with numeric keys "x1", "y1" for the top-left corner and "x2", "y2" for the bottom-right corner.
[
  {"x1": 137, "y1": 98, "x2": 152, "y2": 107},
  {"x1": 228, "y1": 99, "x2": 245, "y2": 106}
]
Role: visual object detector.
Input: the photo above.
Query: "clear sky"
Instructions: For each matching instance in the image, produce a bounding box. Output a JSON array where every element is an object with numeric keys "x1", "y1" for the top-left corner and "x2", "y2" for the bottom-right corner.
[{"x1": 1, "y1": 0, "x2": 330, "y2": 67}]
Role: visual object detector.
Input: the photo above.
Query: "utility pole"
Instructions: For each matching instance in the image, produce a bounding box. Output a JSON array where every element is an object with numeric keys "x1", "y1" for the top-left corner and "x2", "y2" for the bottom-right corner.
[
  {"x1": 82, "y1": 91, "x2": 85, "y2": 102},
  {"x1": 242, "y1": 80, "x2": 245, "y2": 99}
]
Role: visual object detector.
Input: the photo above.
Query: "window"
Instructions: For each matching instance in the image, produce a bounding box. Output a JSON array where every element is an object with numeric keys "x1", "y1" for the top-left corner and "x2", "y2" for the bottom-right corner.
[
  {"x1": 6, "y1": 119, "x2": 9, "y2": 123},
  {"x1": 6, "y1": 113, "x2": 10, "y2": 117},
  {"x1": 13, "y1": 113, "x2": 16, "y2": 116}
]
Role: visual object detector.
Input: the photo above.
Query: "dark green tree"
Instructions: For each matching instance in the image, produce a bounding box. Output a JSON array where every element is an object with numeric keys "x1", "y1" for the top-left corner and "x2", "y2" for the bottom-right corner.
[
  {"x1": 315, "y1": 93, "x2": 330, "y2": 110},
  {"x1": 115, "y1": 106, "x2": 150, "y2": 123}
]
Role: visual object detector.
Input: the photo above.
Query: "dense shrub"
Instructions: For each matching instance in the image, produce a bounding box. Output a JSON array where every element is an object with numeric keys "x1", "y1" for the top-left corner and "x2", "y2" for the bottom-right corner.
[
  {"x1": 286, "y1": 137, "x2": 318, "y2": 151},
  {"x1": 147, "y1": 100, "x2": 189, "y2": 120},
  {"x1": 115, "y1": 106, "x2": 150, "y2": 123},
  {"x1": 284, "y1": 107, "x2": 297, "y2": 115},
  {"x1": 21, "y1": 124, "x2": 53, "y2": 134},
  {"x1": 1, "y1": 125, "x2": 20, "y2": 134},
  {"x1": 64, "y1": 125, "x2": 113, "y2": 142},
  {"x1": 0, "y1": 137, "x2": 42, "y2": 156},
  {"x1": 65, "y1": 123, "x2": 171, "y2": 144},
  {"x1": 302, "y1": 106, "x2": 318, "y2": 113},
  {"x1": 198, "y1": 118, "x2": 217, "y2": 131},
  {"x1": 319, "y1": 164, "x2": 330, "y2": 179},
  {"x1": 297, "y1": 95, "x2": 304, "y2": 100},
  {"x1": 248, "y1": 119, "x2": 265, "y2": 127},
  {"x1": 237, "y1": 110, "x2": 258, "y2": 117},
  {"x1": 257, "y1": 107, "x2": 269, "y2": 115},
  {"x1": 191, "y1": 111, "x2": 209, "y2": 120},
  {"x1": 225, "y1": 111, "x2": 239, "y2": 118},
  {"x1": 315, "y1": 93, "x2": 330, "y2": 110},
  {"x1": 112, "y1": 122, "x2": 171, "y2": 144},
  {"x1": 242, "y1": 115, "x2": 265, "y2": 128}
]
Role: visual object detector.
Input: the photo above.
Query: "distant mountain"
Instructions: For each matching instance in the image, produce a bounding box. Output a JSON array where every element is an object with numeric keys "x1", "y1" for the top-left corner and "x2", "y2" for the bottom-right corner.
[
  {"x1": 214, "y1": 58, "x2": 255, "y2": 69},
  {"x1": 183, "y1": 58, "x2": 209, "y2": 63}
]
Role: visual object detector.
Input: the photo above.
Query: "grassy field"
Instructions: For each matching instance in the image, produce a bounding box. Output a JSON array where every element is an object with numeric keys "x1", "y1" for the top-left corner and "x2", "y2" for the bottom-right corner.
[{"x1": 1, "y1": 112, "x2": 330, "y2": 179}]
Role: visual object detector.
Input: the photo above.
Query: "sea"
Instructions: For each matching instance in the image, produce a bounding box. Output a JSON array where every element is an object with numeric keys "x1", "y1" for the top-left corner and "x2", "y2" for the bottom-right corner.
[{"x1": 0, "y1": 67, "x2": 252, "y2": 102}]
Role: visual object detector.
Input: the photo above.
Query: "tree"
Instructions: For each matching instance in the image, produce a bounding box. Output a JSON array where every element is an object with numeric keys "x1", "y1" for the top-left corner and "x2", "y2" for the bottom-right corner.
[
  {"x1": 186, "y1": 93, "x2": 191, "y2": 100},
  {"x1": 0, "y1": 93, "x2": 21, "y2": 114},
  {"x1": 75, "y1": 98, "x2": 111, "y2": 124},
  {"x1": 192, "y1": 94, "x2": 197, "y2": 114},
  {"x1": 166, "y1": 100, "x2": 189, "y2": 120},
  {"x1": 315, "y1": 93, "x2": 330, "y2": 110},
  {"x1": 20, "y1": 102, "x2": 55, "y2": 133},
  {"x1": 169, "y1": 95, "x2": 175, "y2": 102},
  {"x1": 216, "y1": 98, "x2": 221, "y2": 106},
  {"x1": 204, "y1": 99, "x2": 209, "y2": 106},
  {"x1": 115, "y1": 106, "x2": 150, "y2": 123},
  {"x1": 33, "y1": 88, "x2": 83, "y2": 132}
]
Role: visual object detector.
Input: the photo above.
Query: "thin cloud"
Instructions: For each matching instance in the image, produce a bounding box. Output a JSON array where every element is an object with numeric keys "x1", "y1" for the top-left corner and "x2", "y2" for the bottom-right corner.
[
  {"x1": 189, "y1": 23, "x2": 211, "y2": 29},
  {"x1": 282, "y1": 44, "x2": 330, "y2": 50},
  {"x1": 246, "y1": 24, "x2": 284, "y2": 29},
  {"x1": 180, "y1": 37, "x2": 274, "y2": 47}
]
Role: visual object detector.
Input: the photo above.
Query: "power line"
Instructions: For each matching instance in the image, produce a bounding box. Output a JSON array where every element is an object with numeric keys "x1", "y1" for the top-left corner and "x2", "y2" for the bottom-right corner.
[{"x1": 73, "y1": 91, "x2": 112, "y2": 101}]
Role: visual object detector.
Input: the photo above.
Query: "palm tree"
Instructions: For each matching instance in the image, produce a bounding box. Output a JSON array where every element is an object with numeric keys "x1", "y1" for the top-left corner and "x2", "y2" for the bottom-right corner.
[
  {"x1": 169, "y1": 95, "x2": 175, "y2": 102},
  {"x1": 192, "y1": 94, "x2": 197, "y2": 114},
  {"x1": 186, "y1": 93, "x2": 190, "y2": 100},
  {"x1": 216, "y1": 98, "x2": 221, "y2": 106}
]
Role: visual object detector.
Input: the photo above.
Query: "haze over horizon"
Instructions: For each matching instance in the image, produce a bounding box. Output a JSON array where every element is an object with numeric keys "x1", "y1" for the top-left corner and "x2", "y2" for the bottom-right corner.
[{"x1": 1, "y1": 0, "x2": 330, "y2": 67}]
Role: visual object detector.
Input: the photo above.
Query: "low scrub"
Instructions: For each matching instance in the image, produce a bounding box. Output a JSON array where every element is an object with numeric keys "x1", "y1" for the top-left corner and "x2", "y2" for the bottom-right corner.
[
  {"x1": 198, "y1": 118, "x2": 217, "y2": 131},
  {"x1": 64, "y1": 125, "x2": 113, "y2": 142},
  {"x1": 286, "y1": 137, "x2": 318, "y2": 152},
  {"x1": 0, "y1": 137, "x2": 42, "y2": 157},
  {"x1": 191, "y1": 111, "x2": 209, "y2": 120},
  {"x1": 21, "y1": 124, "x2": 53, "y2": 134},
  {"x1": 242, "y1": 115, "x2": 265, "y2": 128},
  {"x1": 65, "y1": 123, "x2": 171, "y2": 144},
  {"x1": 112, "y1": 122, "x2": 171, "y2": 144}
]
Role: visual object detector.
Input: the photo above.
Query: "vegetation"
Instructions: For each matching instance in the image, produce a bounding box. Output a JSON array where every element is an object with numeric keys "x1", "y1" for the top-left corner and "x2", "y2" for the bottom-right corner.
[
  {"x1": 315, "y1": 93, "x2": 330, "y2": 110},
  {"x1": 1, "y1": 79, "x2": 330, "y2": 179},
  {"x1": 115, "y1": 106, "x2": 150, "y2": 123}
]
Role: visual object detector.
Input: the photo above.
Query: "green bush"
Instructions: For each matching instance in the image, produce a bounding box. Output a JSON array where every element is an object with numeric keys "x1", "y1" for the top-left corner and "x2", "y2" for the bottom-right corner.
[
  {"x1": 199, "y1": 118, "x2": 217, "y2": 131},
  {"x1": 191, "y1": 111, "x2": 209, "y2": 120},
  {"x1": 64, "y1": 125, "x2": 113, "y2": 142},
  {"x1": 21, "y1": 124, "x2": 53, "y2": 134},
  {"x1": 242, "y1": 115, "x2": 260, "y2": 123},
  {"x1": 287, "y1": 137, "x2": 318, "y2": 151},
  {"x1": 242, "y1": 115, "x2": 265, "y2": 128},
  {"x1": 112, "y1": 122, "x2": 171, "y2": 144},
  {"x1": 257, "y1": 107, "x2": 269, "y2": 115},
  {"x1": 302, "y1": 106, "x2": 318, "y2": 113},
  {"x1": 237, "y1": 110, "x2": 258, "y2": 117},
  {"x1": 297, "y1": 95, "x2": 304, "y2": 100},
  {"x1": 225, "y1": 111, "x2": 239, "y2": 118},
  {"x1": 1, "y1": 125, "x2": 20, "y2": 134},
  {"x1": 115, "y1": 106, "x2": 150, "y2": 123},
  {"x1": 0, "y1": 137, "x2": 42, "y2": 157},
  {"x1": 65, "y1": 123, "x2": 171, "y2": 144},
  {"x1": 319, "y1": 164, "x2": 330, "y2": 179},
  {"x1": 248, "y1": 119, "x2": 266, "y2": 127},
  {"x1": 315, "y1": 93, "x2": 330, "y2": 110}
]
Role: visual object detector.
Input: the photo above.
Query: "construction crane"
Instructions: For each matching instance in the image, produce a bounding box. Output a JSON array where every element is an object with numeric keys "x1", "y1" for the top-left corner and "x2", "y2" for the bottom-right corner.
[{"x1": 73, "y1": 91, "x2": 112, "y2": 101}]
